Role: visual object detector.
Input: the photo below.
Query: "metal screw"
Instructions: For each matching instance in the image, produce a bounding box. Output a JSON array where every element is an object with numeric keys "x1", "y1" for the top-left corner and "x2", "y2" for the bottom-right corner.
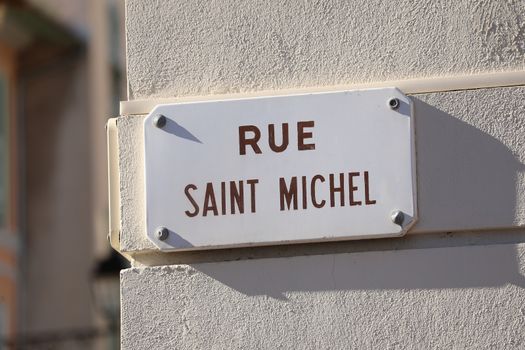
[
  {"x1": 153, "y1": 114, "x2": 167, "y2": 128},
  {"x1": 156, "y1": 227, "x2": 169, "y2": 241},
  {"x1": 388, "y1": 97, "x2": 400, "y2": 110},
  {"x1": 391, "y1": 210, "x2": 404, "y2": 226}
]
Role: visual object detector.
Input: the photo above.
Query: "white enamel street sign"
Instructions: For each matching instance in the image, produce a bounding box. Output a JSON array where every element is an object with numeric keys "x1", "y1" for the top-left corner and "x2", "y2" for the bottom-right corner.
[{"x1": 144, "y1": 88, "x2": 417, "y2": 251}]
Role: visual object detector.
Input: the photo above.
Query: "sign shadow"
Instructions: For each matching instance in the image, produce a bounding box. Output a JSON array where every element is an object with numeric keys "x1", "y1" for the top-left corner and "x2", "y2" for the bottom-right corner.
[
  {"x1": 164, "y1": 118, "x2": 203, "y2": 144},
  {"x1": 192, "y1": 92, "x2": 525, "y2": 299}
]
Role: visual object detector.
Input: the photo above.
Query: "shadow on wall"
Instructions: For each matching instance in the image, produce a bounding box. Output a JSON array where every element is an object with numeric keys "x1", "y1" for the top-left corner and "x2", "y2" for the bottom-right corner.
[
  {"x1": 195, "y1": 92, "x2": 525, "y2": 299},
  {"x1": 413, "y1": 95, "x2": 524, "y2": 231},
  {"x1": 196, "y1": 243, "x2": 525, "y2": 299}
]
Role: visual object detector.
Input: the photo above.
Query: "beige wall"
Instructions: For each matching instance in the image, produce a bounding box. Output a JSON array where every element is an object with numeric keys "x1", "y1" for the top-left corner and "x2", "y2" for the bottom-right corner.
[
  {"x1": 122, "y1": 242, "x2": 525, "y2": 349},
  {"x1": 120, "y1": 0, "x2": 525, "y2": 348},
  {"x1": 125, "y1": 0, "x2": 524, "y2": 100}
]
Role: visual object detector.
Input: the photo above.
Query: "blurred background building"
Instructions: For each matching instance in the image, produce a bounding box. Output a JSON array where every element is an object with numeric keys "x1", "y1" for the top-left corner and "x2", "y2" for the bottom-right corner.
[{"x1": 0, "y1": 0, "x2": 127, "y2": 348}]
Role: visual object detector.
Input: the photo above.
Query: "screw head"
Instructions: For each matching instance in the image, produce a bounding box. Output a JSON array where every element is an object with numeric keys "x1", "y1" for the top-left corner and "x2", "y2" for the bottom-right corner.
[
  {"x1": 388, "y1": 97, "x2": 400, "y2": 110},
  {"x1": 153, "y1": 114, "x2": 167, "y2": 128},
  {"x1": 156, "y1": 227, "x2": 169, "y2": 241},
  {"x1": 391, "y1": 210, "x2": 404, "y2": 226}
]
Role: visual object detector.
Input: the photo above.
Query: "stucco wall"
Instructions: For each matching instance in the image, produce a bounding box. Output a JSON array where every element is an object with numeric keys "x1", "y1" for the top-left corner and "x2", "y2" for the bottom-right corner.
[
  {"x1": 125, "y1": 0, "x2": 525, "y2": 100},
  {"x1": 120, "y1": 0, "x2": 525, "y2": 348},
  {"x1": 122, "y1": 241, "x2": 525, "y2": 349}
]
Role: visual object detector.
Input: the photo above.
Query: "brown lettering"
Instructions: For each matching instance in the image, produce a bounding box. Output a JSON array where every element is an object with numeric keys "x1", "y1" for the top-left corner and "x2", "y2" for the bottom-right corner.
[
  {"x1": 301, "y1": 176, "x2": 308, "y2": 209},
  {"x1": 279, "y1": 177, "x2": 298, "y2": 211},
  {"x1": 268, "y1": 123, "x2": 289, "y2": 153},
  {"x1": 297, "y1": 121, "x2": 315, "y2": 151},
  {"x1": 203, "y1": 183, "x2": 218, "y2": 216},
  {"x1": 311, "y1": 175, "x2": 326, "y2": 208},
  {"x1": 329, "y1": 173, "x2": 345, "y2": 207},
  {"x1": 349, "y1": 172, "x2": 362, "y2": 206},
  {"x1": 220, "y1": 181, "x2": 227, "y2": 215},
  {"x1": 239, "y1": 125, "x2": 262, "y2": 155},
  {"x1": 364, "y1": 171, "x2": 376, "y2": 205},
  {"x1": 184, "y1": 184, "x2": 199, "y2": 217},
  {"x1": 246, "y1": 179, "x2": 259, "y2": 213},
  {"x1": 230, "y1": 181, "x2": 244, "y2": 214}
]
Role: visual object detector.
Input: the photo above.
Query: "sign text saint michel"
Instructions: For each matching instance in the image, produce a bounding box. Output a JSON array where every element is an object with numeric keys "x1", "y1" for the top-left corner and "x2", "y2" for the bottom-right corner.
[{"x1": 144, "y1": 88, "x2": 417, "y2": 251}]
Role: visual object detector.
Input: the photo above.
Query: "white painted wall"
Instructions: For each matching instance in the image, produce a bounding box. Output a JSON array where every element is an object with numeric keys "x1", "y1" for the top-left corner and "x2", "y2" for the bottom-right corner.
[
  {"x1": 122, "y1": 242, "x2": 525, "y2": 349},
  {"x1": 125, "y1": 0, "x2": 524, "y2": 100},
  {"x1": 120, "y1": 0, "x2": 525, "y2": 348}
]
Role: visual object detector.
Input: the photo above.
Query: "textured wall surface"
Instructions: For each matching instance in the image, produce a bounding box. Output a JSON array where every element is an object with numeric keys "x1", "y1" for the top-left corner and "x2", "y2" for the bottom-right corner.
[
  {"x1": 121, "y1": 1, "x2": 525, "y2": 349},
  {"x1": 122, "y1": 242, "x2": 525, "y2": 349},
  {"x1": 125, "y1": 0, "x2": 525, "y2": 100}
]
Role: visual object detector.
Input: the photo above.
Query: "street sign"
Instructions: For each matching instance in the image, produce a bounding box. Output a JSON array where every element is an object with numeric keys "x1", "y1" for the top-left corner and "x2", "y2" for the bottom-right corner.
[{"x1": 143, "y1": 88, "x2": 417, "y2": 251}]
